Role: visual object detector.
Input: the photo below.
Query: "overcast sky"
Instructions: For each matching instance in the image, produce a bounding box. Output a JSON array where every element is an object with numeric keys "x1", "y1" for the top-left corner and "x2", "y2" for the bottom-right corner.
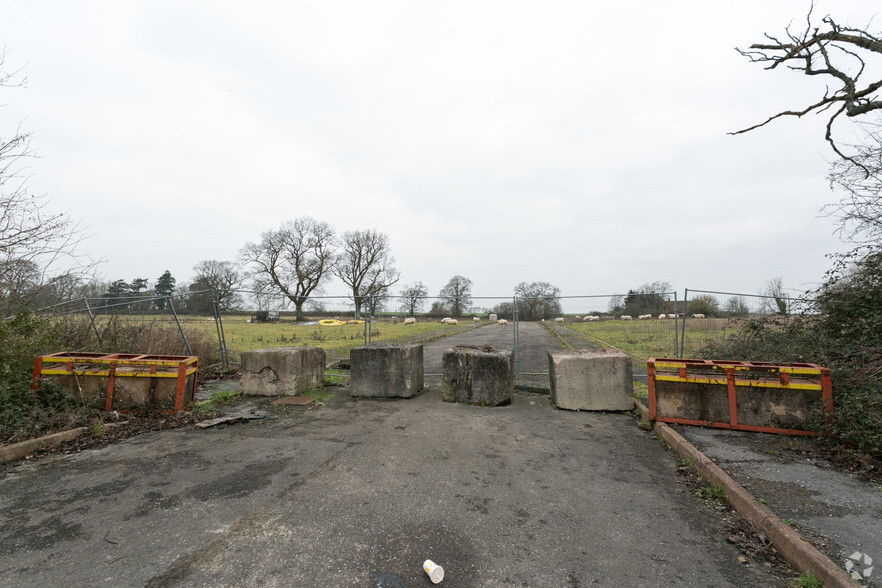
[{"x1": 2, "y1": 1, "x2": 879, "y2": 300}]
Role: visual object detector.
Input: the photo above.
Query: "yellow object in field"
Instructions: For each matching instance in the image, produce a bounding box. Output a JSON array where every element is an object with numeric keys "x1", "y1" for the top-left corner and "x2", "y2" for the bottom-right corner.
[{"x1": 318, "y1": 319, "x2": 365, "y2": 326}]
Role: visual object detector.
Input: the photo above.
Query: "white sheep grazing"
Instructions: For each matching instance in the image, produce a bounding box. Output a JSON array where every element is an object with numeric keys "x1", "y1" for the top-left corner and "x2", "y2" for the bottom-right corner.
[
  {"x1": 621, "y1": 315, "x2": 633, "y2": 321},
  {"x1": 691, "y1": 313, "x2": 706, "y2": 319},
  {"x1": 554, "y1": 317, "x2": 565, "y2": 323},
  {"x1": 473, "y1": 316, "x2": 480, "y2": 322},
  {"x1": 404, "y1": 317, "x2": 416, "y2": 325},
  {"x1": 637, "y1": 314, "x2": 651, "y2": 320},
  {"x1": 449, "y1": 319, "x2": 458, "y2": 325},
  {"x1": 497, "y1": 319, "x2": 508, "y2": 326},
  {"x1": 440, "y1": 317, "x2": 453, "y2": 324},
  {"x1": 583, "y1": 316, "x2": 591, "y2": 322},
  {"x1": 589, "y1": 315, "x2": 600, "y2": 321}
]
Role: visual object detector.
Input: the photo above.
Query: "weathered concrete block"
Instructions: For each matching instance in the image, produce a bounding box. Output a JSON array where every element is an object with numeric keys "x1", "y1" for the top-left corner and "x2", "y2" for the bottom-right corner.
[
  {"x1": 350, "y1": 344, "x2": 424, "y2": 398},
  {"x1": 240, "y1": 347, "x2": 326, "y2": 396},
  {"x1": 488, "y1": 314, "x2": 498, "y2": 322},
  {"x1": 441, "y1": 347, "x2": 513, "y2": 406},
  {"x1": 549, "y1": 349, "x2": 634, "y2": 411}
]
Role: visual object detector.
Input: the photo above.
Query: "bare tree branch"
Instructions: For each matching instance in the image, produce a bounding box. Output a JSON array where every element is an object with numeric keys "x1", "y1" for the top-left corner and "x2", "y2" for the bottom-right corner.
[
  {"x1": 732, "y1": 7, "x2": 882, "y2": 168},
  {"x1": 1, "y1": 52, "x2": 96, "y2": 308}
]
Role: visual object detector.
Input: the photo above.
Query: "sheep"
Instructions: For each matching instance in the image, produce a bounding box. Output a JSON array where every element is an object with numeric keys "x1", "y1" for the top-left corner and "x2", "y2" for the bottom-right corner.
[
  {"x1": 497, "y1": 319, "x2": 508, "y2": 326},
  {"x1": 583, "y1": 316, "x2": 591, "y2": 322},
  {"x1": 691, "y1": 313, "x2": 706, "y2": 319},
  {"x1": 554, "y1": 317, "x2": 565, "y2": 323},
  {"x1": 621, "y1": 315, "x2": 633, "y2": 321},
  {"x1": 404, "y1": 317, "x2": 416, "y2": 325},
  {"x1": 657, "y1": 314, "x2": 666, "y2": 319},
  {"x1": 440, "y1": 317, "x2": 453, "y2": 324},
  {"x1": 449, "y1": 319, "x2": 458, "y2": 325},
  {"x1": 473, "y1": 317, "x2": 480, "y2": 322},
  {"x1": 588, "y1": 315, "x2": 600, "y2": 321},
  {"x1": 637, "y1": 314, "x2": 652, "y2": 320}
]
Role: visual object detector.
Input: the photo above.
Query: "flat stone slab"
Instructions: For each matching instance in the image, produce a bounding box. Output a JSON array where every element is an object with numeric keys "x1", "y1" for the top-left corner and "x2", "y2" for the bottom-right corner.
[
  {"x1": 441, "y1": 346, "x2": 513, "y2": 406},
  {"x1": 350, "y1": 344, "x2": 423, "y2": 398},
  {"x1": 240, "y1": 347, "x2": 326, "y2": 396},
  {"x1": 549, "y1": 349, "x2": 634, "y2": 411}
]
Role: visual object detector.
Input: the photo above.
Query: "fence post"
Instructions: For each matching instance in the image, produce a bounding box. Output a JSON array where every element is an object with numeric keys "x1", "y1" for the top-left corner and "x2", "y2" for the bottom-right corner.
[
  {"x1": 166, "y1": 296, "x2": 193, "y2": 356},
  {"x1": 673, "y1": 291, "x2": 679, "y2": 358},
  {"x1": 367, "y1": 295, "x2": 373, "y2": 345},
  {"x1": 680, "y1": 288, "x2": 689, "y2": 358},
  {"x1": 513, "y1": 296, "x2": 519, "y2": 376},
  {"x1": 83, "y1": 298, "x2": 102, "y2": 346},
  {"x1": 211, "y1": 291, "x2": 229, "y2": 368},
  {"x1": 362, "y1": 297, "x2": 368, "y2": 346}
]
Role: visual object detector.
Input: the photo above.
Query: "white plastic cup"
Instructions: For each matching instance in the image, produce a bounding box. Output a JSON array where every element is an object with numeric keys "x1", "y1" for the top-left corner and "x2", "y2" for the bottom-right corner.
[{"x1": 423, "y1": 559, "x2": 444, "y2": 584}]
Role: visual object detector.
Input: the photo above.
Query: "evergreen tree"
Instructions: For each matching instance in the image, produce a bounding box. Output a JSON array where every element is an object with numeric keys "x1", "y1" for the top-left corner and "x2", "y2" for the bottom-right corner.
[{"x1": 154, "y1": 270, "x2": 176, "y2": 310}]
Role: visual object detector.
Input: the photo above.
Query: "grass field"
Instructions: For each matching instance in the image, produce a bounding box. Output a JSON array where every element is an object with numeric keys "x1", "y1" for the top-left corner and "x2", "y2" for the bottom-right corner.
[
  {"x1": 565, "y1": 318, "x2": 740, "y2": 364},
  {"x1": 67, "y1": 314, "x2": 739, "y2": 367},
  {"x1": 210, "y1": 316, "x2": 484, "y2": 362}
]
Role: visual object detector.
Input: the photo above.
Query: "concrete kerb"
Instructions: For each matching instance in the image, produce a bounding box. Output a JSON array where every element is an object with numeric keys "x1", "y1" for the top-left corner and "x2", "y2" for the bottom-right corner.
[
  {"x1": 633, "y1": 399, "x2": 854, "y2": 588},
  {"x1": 0, "y1": 428, "x2": 89, "y2": 465}
]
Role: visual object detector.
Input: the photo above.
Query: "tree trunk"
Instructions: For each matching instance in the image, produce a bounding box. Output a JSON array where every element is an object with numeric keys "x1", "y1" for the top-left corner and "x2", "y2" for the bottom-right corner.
[{"x1": 295, "y1": 300, "x2": 305, "y2": 322}]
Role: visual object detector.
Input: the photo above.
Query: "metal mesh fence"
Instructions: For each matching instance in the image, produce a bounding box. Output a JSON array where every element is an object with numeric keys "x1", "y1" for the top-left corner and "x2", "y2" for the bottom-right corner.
[
  {"x1": 536, "y1": 293, "x2": 680, "y2": 377},
  {"x1": 37, "y1": 288, "x2": 811, "y2": 380},
  {"x1": 378, "y1": 296, "x2": 516, "y2": 376},
  {"x1": 40, "y1": 292, "x2": 224, "y2": 366},
  {"x1": 678, "y1": 289, "x2": 814, "y2": 358}
]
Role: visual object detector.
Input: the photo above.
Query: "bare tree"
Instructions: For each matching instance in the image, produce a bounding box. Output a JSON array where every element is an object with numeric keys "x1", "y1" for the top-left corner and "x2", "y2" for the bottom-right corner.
[
  {"x1": 732, "y1": 8, "x2": 882, "y2": 164},
  {"x1": 725, "y1": 295, "x2": 750, "y2": 316},
  {"x1": 513, "y1": 281, "x2": 561, "y2": 320},
  {"x1": 824, "y1": 121, "x2": 882, "y2": 242},
  {"x1": 1, "y1": 50, "x2": 94, "y2": 310},
  {"x1": 333, "y1": 229, "x2": 399, "y2": 318},
  {"x1": 191, "y1": 259, "x2": 244, "y2": 311},
  {"x1": 760, "y1": 276, "x2": 789, "y2": 315},
  {"x1": 240, "y1": 218, "x2": 336, "y2": 321},
  {"x1": 439, "y1": 275, "x2": 472, "y2": 317},
  {"x1": 399, "y1": 282, "x2": 428, "y2": 316}
]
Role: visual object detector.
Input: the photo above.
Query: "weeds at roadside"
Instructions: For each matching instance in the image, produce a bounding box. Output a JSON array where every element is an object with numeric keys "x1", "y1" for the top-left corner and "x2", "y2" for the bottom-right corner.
[
  {"x1": 323, "y1": 369, "x2": 348, "y2": 386},
  {"x1": 632, "y1": 381, "x2": 648, "y2": 398},
  {"x1": 790, "y1": 571, "x2": 821, "y2": 588},
  {"x1": 694, "y1": 481, "x2": 726, "y2": 505},
  {"x1": 192, "y1": 390, "x2": 240, "y2": 414},
  {"x1": 302, "y1": 388, "x2": 336, "y2": 407},
  {"x1": 90, "y1": 420, "x2": 106, "y2": 436}
]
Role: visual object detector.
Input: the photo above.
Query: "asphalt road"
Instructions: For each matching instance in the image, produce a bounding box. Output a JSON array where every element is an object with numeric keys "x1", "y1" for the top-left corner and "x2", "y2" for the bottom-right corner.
[
  {"x1": 421, "y1": 321, "x2": 600, "y2": 382},
  {"x1": 0, "y1": 386, "x2": 787, "y2": 587}
]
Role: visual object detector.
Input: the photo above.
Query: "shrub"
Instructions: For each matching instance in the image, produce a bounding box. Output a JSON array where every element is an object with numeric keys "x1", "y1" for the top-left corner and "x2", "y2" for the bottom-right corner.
[
  {"x1": 699, "y1": 246, "x2": 882, "y2": 456},
  {"x1": 0, "y1": 306, "x2": 99, "y2": 441}
]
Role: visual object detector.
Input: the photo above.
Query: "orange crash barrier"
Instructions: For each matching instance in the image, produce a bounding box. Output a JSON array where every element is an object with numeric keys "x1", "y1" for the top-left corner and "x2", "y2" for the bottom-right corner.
[
  {"x1": 647, "y1": 358, "x2": 832, "y2": 436},
  {"x1": 32, "y1": 352, "x2": 199, "y2": 412}
]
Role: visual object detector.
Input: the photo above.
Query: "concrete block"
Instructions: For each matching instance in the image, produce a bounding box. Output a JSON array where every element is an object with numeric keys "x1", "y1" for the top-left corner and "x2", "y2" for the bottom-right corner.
[
  {"x1": 488, "y1": 314, "x2": 498, "y2": 322},
  {"x1": 549, "y1": 349, "x2": 633, "y2": 411},
  {"x1": 350, "y1": 344, "x2": 424, "y2": 398},
  {"x1": 441, "y1": 347, "x2": 513, "y2": 406},
  {"x1": 240, "y1": 347, "x2": 326, "y2": 396}
]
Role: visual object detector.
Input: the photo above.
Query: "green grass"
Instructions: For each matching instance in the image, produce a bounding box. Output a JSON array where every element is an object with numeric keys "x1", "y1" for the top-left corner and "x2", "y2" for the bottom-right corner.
[
  {"x1": 790, "y1": 572, "x2": 821, "y2": 588},
  {"x1": 192, "y1": 390, "x2": 240, "y2": 414},
  {"x1": 301, "y1": 388, "x2": 336, "y2": 406},
  {"x1": 207, "y1": 316, "x2": 485, "y2": 361},
  {"x1": 566, "y1": 318, "x2": 740, "y2": 364},
  {"x1": 77, "y1": 314, "x2": 739, "y2": 367}
]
